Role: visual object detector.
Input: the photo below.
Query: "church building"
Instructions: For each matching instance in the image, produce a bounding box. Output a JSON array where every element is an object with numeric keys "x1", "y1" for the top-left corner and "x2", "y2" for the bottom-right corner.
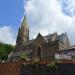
[{"x1": 8, "y1": 15, "x2": 71, "y2": 61}]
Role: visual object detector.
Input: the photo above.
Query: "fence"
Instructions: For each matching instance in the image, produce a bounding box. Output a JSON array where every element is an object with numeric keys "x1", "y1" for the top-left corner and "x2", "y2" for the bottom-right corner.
[
  {"x1": 0, "y1": 60, "x2": 75, "y2": 75},
  {"x1": 0, "y1": 61, "x2": 21, "y2": 75}
]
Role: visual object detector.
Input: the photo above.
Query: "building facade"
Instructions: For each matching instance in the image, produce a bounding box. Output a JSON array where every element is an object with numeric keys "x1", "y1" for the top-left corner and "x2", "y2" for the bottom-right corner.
[
  {"x1": 55, "y1": 48, "x2": 75, "y2": 60},
  {"x1": 8, "y1": 15, "x2": 71, "y2": 61}
]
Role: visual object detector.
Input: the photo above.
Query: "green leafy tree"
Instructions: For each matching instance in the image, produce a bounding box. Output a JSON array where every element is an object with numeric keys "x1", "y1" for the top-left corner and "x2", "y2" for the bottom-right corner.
[{"x1": 0, "y1": 43, "x2": 15, "y2": 60}]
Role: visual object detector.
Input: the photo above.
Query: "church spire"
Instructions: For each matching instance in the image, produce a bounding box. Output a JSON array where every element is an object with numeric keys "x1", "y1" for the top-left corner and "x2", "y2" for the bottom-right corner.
[{"x1": 16, "y1": 15, "x2": 29, "y2": 47}]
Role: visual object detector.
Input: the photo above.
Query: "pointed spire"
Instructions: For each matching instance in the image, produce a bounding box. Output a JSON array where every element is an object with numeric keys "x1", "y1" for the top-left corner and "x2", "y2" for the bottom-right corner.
[
  {"x1": 21, "y1": 15, "x2": 29, "y2": 28},
  {"x1": 16, "y1": 15, "x2": 29, "y2": 48}
]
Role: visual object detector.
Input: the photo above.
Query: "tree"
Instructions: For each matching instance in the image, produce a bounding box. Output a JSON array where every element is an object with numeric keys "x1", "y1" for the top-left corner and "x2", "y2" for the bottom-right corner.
[{"x1": 0, "y1": 43, "x2": 15, "y2": 60}]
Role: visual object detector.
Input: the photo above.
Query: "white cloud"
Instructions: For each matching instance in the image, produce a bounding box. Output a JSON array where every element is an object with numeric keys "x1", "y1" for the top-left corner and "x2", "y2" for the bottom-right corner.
[
  {"x1": 24, "y1": 0, "x2": 75, "y2": 45},
  {"x1": 0, "y1": 26, "x2": 16, "y2": 45},
  {"x1": 59, "y1": 0, "x2": 75, "y2": 17}
]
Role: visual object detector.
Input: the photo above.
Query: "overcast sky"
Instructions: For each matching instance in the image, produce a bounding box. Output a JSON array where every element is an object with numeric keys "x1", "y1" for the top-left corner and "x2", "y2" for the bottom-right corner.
[{"x1": 0, "y1": 0, "x2": 75, "y2": 45}]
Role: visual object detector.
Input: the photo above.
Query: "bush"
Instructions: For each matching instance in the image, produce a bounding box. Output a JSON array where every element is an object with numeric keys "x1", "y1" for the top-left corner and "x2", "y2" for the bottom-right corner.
[
  {"x1": 20, "y1": 52, "x2": 27, "y2": 61},
  {"x1": 32, "y1": 58, "x2": 40, "y2": 64},
  {"x1": 47, "y1": 61, "x2": 58, "y2": 69}
]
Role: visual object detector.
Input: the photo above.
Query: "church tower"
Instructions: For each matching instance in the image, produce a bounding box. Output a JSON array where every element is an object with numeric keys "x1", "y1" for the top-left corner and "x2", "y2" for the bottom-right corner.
[{"x1": 16, "y1": 15, "x2": 29, "y2": 48}]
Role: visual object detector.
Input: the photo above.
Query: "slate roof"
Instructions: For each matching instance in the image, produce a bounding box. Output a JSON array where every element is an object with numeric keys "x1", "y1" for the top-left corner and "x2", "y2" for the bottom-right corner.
[
  {"x1": 44, "y1": 33, "x2": 57, "y2": 40},
  {"x1": 23, "y1": 32, "x2": 66, "y2": 46},
  {"x1": 8, "y1": 50, "x2": 32, "y2": 58},
  {"x1": 24, "y1": 39, "x2": 34, "y2": 46}
]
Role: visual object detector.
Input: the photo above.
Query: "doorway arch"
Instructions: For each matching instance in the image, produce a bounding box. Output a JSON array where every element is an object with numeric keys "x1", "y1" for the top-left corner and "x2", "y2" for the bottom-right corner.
[{"x1": 37, "y1": 46, "x2": 42, "y2": 60}]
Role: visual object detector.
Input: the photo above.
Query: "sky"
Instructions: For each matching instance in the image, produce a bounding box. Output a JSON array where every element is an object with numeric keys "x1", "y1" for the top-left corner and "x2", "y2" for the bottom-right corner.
[{"x1": 0, "y1": 0, "x2": 75, "y2": 45}]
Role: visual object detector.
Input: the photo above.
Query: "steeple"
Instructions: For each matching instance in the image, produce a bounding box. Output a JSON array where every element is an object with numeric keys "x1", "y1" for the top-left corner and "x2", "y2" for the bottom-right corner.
[{"x1": 16, "y1": 15, "x2": 29, "y2": 47}]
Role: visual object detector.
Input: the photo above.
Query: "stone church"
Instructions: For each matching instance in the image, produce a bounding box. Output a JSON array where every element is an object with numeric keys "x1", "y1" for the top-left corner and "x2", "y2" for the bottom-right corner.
[{"x1": 8, "y1": 15, "x2": 71, "y2": 60}]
